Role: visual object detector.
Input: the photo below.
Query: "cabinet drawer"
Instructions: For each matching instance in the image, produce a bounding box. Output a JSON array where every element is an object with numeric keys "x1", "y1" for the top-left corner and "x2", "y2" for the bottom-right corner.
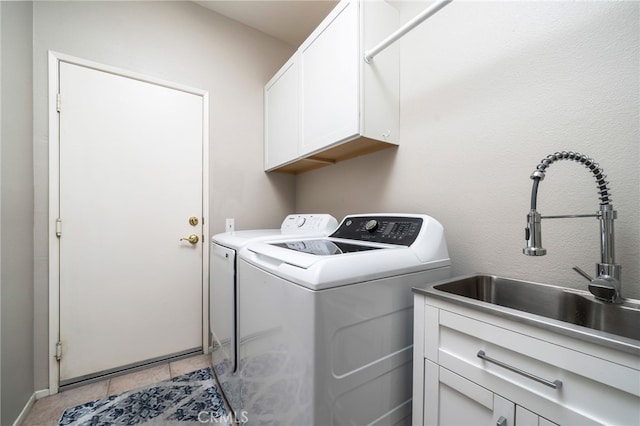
[{"x1": 436, "y1": 309, "x2": 640, "y2": 425}]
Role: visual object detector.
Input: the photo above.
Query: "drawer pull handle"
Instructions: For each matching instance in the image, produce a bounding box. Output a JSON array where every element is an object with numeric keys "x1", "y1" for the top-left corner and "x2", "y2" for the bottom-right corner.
[{"x1": 477, "y1": 350, "x2": 562, "y2": 389}]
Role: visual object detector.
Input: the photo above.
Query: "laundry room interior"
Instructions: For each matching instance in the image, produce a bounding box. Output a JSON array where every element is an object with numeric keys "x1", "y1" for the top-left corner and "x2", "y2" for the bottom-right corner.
[{"x1": 1, "y1": 0, "x2": 639, "y2": 425}]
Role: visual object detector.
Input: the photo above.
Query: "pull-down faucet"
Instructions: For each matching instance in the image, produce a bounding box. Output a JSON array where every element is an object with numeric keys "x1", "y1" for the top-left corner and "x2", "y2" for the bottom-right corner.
[{"x1": 523, "y1": 151, "x2": 622, "y2": 303}]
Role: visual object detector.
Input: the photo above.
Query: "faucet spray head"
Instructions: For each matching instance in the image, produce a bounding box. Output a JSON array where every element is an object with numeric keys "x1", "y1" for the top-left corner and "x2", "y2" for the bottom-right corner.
[{"x1": 523, "y1": 209, "x2": 546, "y2": 256}]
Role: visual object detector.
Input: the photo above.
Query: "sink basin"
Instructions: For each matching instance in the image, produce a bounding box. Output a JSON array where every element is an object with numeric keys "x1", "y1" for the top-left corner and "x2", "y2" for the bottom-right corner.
[{"x1": 424, "y1": 274, "x2": 640, "y2": 350}]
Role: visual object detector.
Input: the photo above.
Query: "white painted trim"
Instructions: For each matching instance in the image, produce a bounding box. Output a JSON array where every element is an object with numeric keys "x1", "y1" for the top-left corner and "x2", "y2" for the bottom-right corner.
[
  {"x1": 47, "y1": 50, "x2": 211, "y2": 392},
  {"x1": 0, "y1": 3, "x2": 3, "y2": 421},
  {"x1": 50, "y1": 51, "x2": 208, "y2": 97},
  {"x1": 201, "y1": 91, "x2": 210, "y2": 354},
  {"x1": 48, "y1": 50, "x2": 60, "y2": 395},
  {"x1": 12, "y1": 392, "x2": 36, "y2": 426},
  {"x1": 34, "y1": 388, "x2": 51, "y2": 400},
  {"x1": 11, "y1": 388, "x2": 49, "y2": 426}
]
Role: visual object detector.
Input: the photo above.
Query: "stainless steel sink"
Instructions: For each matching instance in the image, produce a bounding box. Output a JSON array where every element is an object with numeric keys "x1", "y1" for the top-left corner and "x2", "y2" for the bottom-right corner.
[{"x1": 420, "y1": 274, "x2": 640, "y2": 354}]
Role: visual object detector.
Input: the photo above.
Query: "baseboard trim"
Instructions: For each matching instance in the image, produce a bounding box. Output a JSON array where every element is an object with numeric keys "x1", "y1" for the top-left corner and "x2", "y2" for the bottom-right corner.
[
  {"x1": 35, "y1": 388, "x2": 50, "y2": 400},
  {"x1": 12, "y1": 392, "x2": 36, "y2": 426}
]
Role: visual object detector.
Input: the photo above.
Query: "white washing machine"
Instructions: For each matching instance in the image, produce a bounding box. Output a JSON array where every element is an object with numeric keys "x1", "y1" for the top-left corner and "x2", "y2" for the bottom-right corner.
[
  {"x1": 235, "y1": 214, "x2": 451, "y2": 425},
  {"x1": 209, "y1": 214, "x2": 337, "y2": 411}
]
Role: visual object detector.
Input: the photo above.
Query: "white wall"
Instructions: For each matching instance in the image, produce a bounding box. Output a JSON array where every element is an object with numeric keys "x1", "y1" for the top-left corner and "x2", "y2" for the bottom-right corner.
[
  {"x1": 32, "y1": 0, "x2": 295, "y2": 391},
  {"x1": 296, "y1": 1, "x2": 639, "y2": 298},
  {"x1": 1, "y1": 1, "x2": 35, "y2": 423},
  {"x1": 0, "y1": 1, "x2": 3, "y2": 421},
  {"x1": 0, "y1": 3, "x2": 3, "y2": 422},
  {"x1": 18, "y1": 0, "x2": 640, "y2": 405}
]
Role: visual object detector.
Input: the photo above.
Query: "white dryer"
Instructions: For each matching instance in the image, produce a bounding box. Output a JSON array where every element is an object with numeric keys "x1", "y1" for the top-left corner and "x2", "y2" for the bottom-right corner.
[
  {"x1": 209, "y1": 214, "x2": 337, "y2": 411},
  {"x1": 236, "y1": 214, "x2": 451, "y2": 425}
]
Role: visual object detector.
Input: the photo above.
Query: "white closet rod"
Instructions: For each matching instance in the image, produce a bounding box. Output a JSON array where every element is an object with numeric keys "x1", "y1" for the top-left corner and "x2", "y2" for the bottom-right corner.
[{"x1": 364, "y1": 0, "x2": 453, "y2": 63}]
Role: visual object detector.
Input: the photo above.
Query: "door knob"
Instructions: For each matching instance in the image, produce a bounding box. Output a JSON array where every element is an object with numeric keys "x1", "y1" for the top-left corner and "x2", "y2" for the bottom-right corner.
[{"x1": 180, "y1": 234, "x2": 199, "y2": 244}]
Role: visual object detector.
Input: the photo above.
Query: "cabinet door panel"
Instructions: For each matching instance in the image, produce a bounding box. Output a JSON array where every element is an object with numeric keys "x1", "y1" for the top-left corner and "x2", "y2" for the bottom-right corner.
[
  {"x1": 515, "y1": 405, "x2": 539, "y2": 426},
  {"x1": 440, "y1": 367, "x2": 493, "y2": 410},
  {"x1": 440, "y1": 382, "x2": 495, "y2": 425},
  {"x1": 516, "y1": 406, "x2": 559, "y2": 426},
  {"x1": 434, "y1": 366, "x2": 515, "y2": 426},
  {"x1": 300, "y1": 0, "x2": 359, "y2": 155},
  {"x1": 493, "y1": 395, "x2": 515, "y2": 426},
  {"x1": 265, "y1": 57, "x2": 299, "y2": 170},
  {"x1": 539, "y1": 417, "x2": 559, "y2": 426}
]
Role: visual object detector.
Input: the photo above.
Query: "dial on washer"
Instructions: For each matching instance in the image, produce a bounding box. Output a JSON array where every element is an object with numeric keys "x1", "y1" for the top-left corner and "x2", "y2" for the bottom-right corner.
[{"x1": 364, "y1": 219, "x2": 378, "y2": 232}]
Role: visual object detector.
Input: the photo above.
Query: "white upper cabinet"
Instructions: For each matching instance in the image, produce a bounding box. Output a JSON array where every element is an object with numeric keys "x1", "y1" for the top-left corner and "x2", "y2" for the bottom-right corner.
[
  {"x1": 299, "y1": 0, "x2": 359, "y2": 156},
  {"x1": 264, "y1": 55, "x2": 299, "y2": 171},
  {"x1": 264, "y1": 0, "x2": 399, "y2": 173}
]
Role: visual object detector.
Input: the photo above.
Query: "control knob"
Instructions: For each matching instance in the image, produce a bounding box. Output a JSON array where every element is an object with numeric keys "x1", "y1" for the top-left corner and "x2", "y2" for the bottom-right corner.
[
  {"x1": 364, "y1": 219, "x2": 379, "y2": 232},
  {"x1": 297, "y1": 217, "x2": 306, "y2": 227}
]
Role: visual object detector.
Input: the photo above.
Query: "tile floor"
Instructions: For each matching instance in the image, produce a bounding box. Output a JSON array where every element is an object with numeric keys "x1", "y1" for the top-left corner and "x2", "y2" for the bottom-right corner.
[{"x1": 22, "y1": 353, "x2": 213, "y2": 426}]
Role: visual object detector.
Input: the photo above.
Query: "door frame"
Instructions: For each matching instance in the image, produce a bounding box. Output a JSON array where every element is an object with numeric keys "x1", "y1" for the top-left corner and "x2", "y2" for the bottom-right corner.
[{"x1": 48, "y1": 51, "x2": 210, "y2": 394}]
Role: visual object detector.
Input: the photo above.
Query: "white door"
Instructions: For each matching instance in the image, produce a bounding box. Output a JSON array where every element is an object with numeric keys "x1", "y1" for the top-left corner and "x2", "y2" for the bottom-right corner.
[{"x1": 57, "y1": 61, "x2": 205, "y2": 383}]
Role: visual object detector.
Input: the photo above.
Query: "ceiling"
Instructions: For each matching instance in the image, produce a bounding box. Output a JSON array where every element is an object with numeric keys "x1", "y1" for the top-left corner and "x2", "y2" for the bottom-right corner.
[{"x1": 195, "y1": 1, "x2": 339, "y2": 47}]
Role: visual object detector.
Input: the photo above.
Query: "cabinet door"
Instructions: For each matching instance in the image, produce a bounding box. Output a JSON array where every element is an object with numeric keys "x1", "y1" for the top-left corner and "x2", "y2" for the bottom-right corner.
[
  {"x1": 264, "y1": 55, "x2": 299, "y2": 170},
  {"x1": 426, "y1": 362, "x2": 515, "y2": 426},
  {"x1": 299, "y1": 0, "x2": 359, "y2": 156},
  {"x1": 515, "y1": 406, "x2": 539, "y2": 426},
  {"x1": 516, "y1": 406, "x2": 559, "y2": 426}
]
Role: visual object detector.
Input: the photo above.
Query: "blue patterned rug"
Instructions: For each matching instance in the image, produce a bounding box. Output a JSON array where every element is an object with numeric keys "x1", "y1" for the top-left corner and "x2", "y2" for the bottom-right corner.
[{"x1": 58, "y1": 368, "x2": 229, "y2": 425}]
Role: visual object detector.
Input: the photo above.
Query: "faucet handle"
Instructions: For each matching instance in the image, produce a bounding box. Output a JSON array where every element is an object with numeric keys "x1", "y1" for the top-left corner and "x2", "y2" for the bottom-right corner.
[{"x1": 572, "y1": 266, "x2": 593, "y2": 282}]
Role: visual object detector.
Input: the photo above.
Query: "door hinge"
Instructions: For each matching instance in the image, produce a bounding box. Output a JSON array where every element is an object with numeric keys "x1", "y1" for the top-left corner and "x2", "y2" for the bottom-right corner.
[
  {"x1": 55, "y1": 341, "x2": 62, "y2": 361},
  {"x1": 56, "y1": 93, "x2": 62, "y2": 112},
  {"x1": 56, "y1": 218, "x2": 62, "y2": 237}
]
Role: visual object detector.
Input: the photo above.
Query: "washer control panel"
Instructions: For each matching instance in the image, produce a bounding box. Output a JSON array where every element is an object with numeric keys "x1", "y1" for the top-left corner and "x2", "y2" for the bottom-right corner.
[
  {"x1": 280, "y1": 214, "x2": 338, "y2": 234},
  {"x1": 330, "y1": 215, "x2": 423, "y2": 246}
]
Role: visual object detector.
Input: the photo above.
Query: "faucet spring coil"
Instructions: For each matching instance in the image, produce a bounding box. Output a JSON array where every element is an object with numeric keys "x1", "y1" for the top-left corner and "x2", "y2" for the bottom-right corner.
[
  {"x1": 525, "y1": 151, "x2": 621, "y2": 302},
  {"x1": 533, "y1": 151, "x2": 612, "y2": 205}
]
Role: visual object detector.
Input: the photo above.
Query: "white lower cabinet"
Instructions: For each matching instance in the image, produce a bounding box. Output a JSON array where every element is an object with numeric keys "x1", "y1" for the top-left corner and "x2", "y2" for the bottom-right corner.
[
  {"x1": 425, "y1": 359, "x2": 557, "y2": 426},
  {"x1": 516, "y1": 406, "x2": 557, "y2": 426},
  {"x1": 413, "y1": 293, "x2": 640, "y2": 426}
]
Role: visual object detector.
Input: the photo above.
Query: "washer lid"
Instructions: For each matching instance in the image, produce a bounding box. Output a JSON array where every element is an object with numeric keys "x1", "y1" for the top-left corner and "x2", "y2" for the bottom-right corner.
[
  {"x1": 241, "y1": 240, "x2": 449, "y2": 290},
  {"x1": 271, "y1": 239, "x2": 383, "y2": 256},
  {"x1": 241, "y1": 214, "x2": 451, "y2": 289},
  {"x1": 246, "y1": 238, "x2": 401, "y2": 270}
]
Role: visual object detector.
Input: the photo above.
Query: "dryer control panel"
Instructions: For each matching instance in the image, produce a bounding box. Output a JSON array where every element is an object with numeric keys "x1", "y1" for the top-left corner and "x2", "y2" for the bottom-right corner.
[
  {"x1": 330, "y1": 215, "x2": 423, "y2": 246},
  {"x1": 281, "y1": 214, "x2": 338, "y2": 234}
]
